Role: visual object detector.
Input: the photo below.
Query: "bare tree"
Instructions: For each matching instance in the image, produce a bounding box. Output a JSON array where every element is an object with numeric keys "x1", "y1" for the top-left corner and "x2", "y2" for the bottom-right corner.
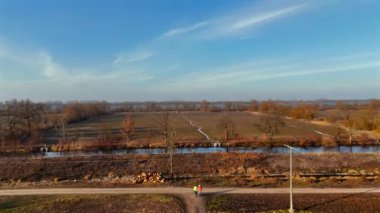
[
  {"x1": 97, "y1": 123, "x2": 114, "y2": 148},
  {"x1": 249, "y1": 100, "x2": 259, "y2": 111},
  {"x1": 337, "y1": 102, "x2": 354, "y2": 145},
  {"x1": 259, "y1": 114, "x2": 285, "y2": 141},
  {"x1": 183, "y1": 102, "x2": 196, "y2": 111},
  {"x1": 4, "y1": 100, "x2": 20, "y2": 148},
  {"x1": 152, "y1": 111, "x2": 178, "y2": 175},
  {"x1": 0, "y1": 100, "x2": 60, "y2": 149},
  {"x1": 355, "y1": 104, "x2": 377, "y2": 131},
  {"x1": 168, "y1": 126, "x2": 177, "y2": 176},
  {"x1": 289, "y1": 104, "x2": 317, "y2": 120},
  {"x1": 18, "y1": 100, "x2": 45, "y2": 135},
  {"x1": 224, "y1": 101, "x2": 233, "y2": 111},
  {"x1": 174, "y1": 101, "x2": 182, "y2": 114},
  {"x1": 153, "y1": 111, "x2": 171, "y2": 153},
  {"x1": 145, "y1": 102, "x2": 157, "y2": 112},
  {"x1": 124, "y1": 103, "x2": 134, "y2": 112},
  {"x1": 218, "y1": 112, "x2": 235, "y2": 141},
  {"x1": 121, "y1": 113, "x2": 135, "y2": 146},
  {"x1": 60, "y1": 113, "x2": 68, "y2": 143},
  {"x1": 369, "y1": 100, "x2": 380, "y2": 131},
  {"x1": 200, "y1": 100, "x2": 210, "y2": 112},
  {"x1": 0, "y1": 122, "x2": 5, "y2": 149}
]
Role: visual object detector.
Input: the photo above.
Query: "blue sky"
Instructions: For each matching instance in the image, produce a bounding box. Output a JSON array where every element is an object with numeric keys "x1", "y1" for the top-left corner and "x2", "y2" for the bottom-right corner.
[{"x1": 0, "y1": 0, "x2": 379, "y2": 101}]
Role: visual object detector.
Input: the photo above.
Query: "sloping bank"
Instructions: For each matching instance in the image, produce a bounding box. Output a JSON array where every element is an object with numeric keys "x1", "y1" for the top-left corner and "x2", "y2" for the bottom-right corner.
[{"x1": 0, "y1": 153, "x2": 379, "y2": 184}]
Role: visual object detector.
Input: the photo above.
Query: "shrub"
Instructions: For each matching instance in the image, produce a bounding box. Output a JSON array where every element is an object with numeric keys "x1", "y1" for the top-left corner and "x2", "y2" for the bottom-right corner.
[{"x1": 320, "y1": 136, "x2": 337, "y2": 147}]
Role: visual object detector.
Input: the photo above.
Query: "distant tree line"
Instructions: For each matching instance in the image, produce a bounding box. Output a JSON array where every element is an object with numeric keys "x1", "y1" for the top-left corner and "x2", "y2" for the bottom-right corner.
[
  {"x1": 119, "y1": 99, "x2": 379, "y2": 133},
  {"x1": 0, "y1": 99, "x2": 110, "y2": 151},
  {"x1": 249, "y1": 99, "x2": 379, "y2": 129}
]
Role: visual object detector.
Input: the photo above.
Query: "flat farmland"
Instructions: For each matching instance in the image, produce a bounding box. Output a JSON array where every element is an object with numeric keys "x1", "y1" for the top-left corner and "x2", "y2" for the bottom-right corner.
[
  {"x1": 41, "y1": 111, "x2": 344, "y2": 146},
  {"x1": 42, "y1": 112, "x2": 203, "y2": 144},
  {"x1": 181, "y1": 111, "x2": 342, "y2": 140}
]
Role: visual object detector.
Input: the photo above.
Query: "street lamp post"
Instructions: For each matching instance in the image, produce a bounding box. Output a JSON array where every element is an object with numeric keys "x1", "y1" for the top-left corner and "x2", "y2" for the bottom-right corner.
[{"x1": 284, "y1": 144, "x2": 296, "y2": 213}]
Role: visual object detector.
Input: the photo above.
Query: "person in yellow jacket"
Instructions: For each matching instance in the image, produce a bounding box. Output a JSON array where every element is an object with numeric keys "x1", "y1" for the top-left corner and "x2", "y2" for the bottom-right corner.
[{"x1": 193, "y1": 185, "x2": 198, "y2": 197}]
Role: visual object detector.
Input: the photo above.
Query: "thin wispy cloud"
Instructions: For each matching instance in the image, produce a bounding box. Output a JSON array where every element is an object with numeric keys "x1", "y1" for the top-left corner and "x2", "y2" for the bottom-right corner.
[
  {"x1": 0, "y1": 42, "x2": 152, "y2": 101},
  {"x1": 0, "y1": 40, "x2": 154, "y2": 87},
  {"x1": 160, "y1": 2, "x2": 310, "y2": 39},
  {"x1": 158, "y1": 54, "x2": 380, "y2": 91},
  {"x1": 1, "y1": 0, "x2": 379, "y2": 101},
  {"x1": 0, "y1": 43, "x2": 63, "y2": 80},
  {"x1": 227, "y1": 4, "x2": 307, "y2": 32},
  {"x1": 39, "y1": 53, "x2": 67, "y2": 79},
  {"x1": 162, "y1": 21, "x2": 209, "y2": 37},
  {"x1": 0, "y1": 43, "x2": 42, "y2": 68},
  {"x1": 252, "y1": 62, "x2": 380, "y2": 80},
  {"x1": 205, "y1": 2, "x2": 310, "y2": 38},
  {"x1": 113, "y1": 51, "x2": 155, "y2": 65}
]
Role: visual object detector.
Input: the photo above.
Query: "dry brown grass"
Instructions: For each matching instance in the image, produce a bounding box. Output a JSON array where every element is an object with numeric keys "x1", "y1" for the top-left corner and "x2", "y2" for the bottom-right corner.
[
  {"x1": 0, "y1": 194, "x2": 184, "y2": 213},
  {"x1": 206, "y1": 193, "x2": 380, "y2": 212}
]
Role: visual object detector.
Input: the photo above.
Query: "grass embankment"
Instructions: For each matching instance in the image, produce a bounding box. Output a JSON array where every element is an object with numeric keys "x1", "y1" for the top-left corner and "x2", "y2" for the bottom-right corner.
[
  {"x1": 206, "y1": 193, "x2": 380, "y2": 212},
  {"x1": 0, "y1": 194, "x2": 184, "y2": 213},
  {"x1": 0, "y1": 153, "x2": 379, "y2": 188}
]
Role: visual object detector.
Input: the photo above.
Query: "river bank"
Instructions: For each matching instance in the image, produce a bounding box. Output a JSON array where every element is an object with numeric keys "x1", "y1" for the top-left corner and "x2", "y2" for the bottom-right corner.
[{"x1": 0, "y1": 153, "x2": 378, "y2": 188}]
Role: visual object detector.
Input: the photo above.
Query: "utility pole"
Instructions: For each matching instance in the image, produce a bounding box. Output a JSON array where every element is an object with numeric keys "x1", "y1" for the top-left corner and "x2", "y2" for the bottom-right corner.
[{"x1": 285, "y1": 144, "x2": 297, "y2": 213}]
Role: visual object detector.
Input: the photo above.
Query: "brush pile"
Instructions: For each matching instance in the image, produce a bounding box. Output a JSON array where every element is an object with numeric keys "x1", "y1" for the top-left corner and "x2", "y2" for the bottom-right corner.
[{"x1": 133, "y1": 172, "x2": 165, "y2": 184}]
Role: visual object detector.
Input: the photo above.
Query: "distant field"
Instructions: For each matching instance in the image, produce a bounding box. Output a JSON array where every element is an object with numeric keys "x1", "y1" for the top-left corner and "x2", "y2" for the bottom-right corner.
[
  {"x1": 42, "y1": 111, "x2": 343, "y2": 145},
  {"x1": 182, "y1": 111, "x2": 342, "y2": 140},
  {"x1": 42, "y1": 112, "x2": 202, "y2": 144},
  {"x1": 0, "y1": 194, "x2": 183, "y2": 213}
]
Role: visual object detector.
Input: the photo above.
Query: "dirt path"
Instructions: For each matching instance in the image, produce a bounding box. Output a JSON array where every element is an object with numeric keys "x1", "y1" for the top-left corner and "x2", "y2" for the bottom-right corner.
[
  {"x1": 182, "y1": 115, "x2": 210, "y2": 140},
  {"x1": 177, "y1": 194, "x2": 205, "y2": 213},
  {"x1": 287, "y1": 124, "x2": 332, "y2": 137},
  {"x1": 1, "y1": 187, "x2": 379, "y2": 213},
  {"x1": 251, "y1": 111, "x2": 335, "y2": 137},
  {"x1": 2, "y1": 187, "x2": 379, "y2": 196}
]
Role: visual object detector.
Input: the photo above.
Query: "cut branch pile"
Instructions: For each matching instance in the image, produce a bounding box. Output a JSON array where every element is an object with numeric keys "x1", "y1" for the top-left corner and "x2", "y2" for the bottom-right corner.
[{"x1": 133, "y1": 172, "x2": 165, "y2": 184}]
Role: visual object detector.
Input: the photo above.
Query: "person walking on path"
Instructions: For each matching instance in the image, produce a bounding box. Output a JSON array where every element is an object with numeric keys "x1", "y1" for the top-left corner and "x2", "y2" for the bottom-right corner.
[
  {"x1": 193, "y1": 186, "x2": 198, "y2": 197},
  {"x1": 197, "y1": 184, "x2": 203, "y2": 196}
]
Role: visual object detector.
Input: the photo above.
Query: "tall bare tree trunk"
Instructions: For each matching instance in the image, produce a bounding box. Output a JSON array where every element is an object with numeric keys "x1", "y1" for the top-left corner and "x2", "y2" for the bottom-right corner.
[
  {"x1": 1, "y1": 136, "x2": 4, "y2": 149},
  {"x1": 170, "y1": 149, "x2": 173, "y2": 175},
  {"x1": 349, "y1": 129, "x2": 353, "y2": 152},
  {"x1": 164, "y1": 132, "x2": 168, "y2": 154}
]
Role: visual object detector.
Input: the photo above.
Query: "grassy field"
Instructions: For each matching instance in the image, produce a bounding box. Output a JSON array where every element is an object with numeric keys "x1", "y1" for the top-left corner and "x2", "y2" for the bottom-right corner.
[
  {"x1": 42, "y1": 111, "x2": 343, "y2": 146},
  {"x1": 0, "y1": 194, "x2": 184, "y2": 213},
  {"x1": 42, "y1": 112, "x2": 203, "y2": 144},
  {"x1": 182, "y1": 111, "x2": 342, "y2": 140},
  {"x1": 206, "y1": 193, "x2": 380, "y2": 212}
]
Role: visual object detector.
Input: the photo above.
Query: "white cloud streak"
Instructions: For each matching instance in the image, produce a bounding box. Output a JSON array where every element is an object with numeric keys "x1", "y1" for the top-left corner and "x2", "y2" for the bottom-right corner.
[
  {"x1": 160, "y1": 2, "x2": 309, "y2": 39},
  {"x1": 0, "y1": 41, "x2": 155, "y2": 101},
  {"x1": 39, "y1": 53, "x2": 67, "y2": 79},
  {"x1": 113, "y1": 51, "x2": 155, "y2": 64},
  {"x1": 228, "y1": 4, "x2": 307, "y2": 32},
  {"x1": 162, "y1": 21, "x2": 209, "y2": 37},
  {"x1": 157, "y1": 56, "x2": 380, "y2": 92}
]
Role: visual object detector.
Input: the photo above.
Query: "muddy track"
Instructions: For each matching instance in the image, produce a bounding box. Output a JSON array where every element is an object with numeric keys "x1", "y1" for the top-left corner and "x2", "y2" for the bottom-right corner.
[{"x1": 177, "y1": 194, "x2": 205, "y2": 213}]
